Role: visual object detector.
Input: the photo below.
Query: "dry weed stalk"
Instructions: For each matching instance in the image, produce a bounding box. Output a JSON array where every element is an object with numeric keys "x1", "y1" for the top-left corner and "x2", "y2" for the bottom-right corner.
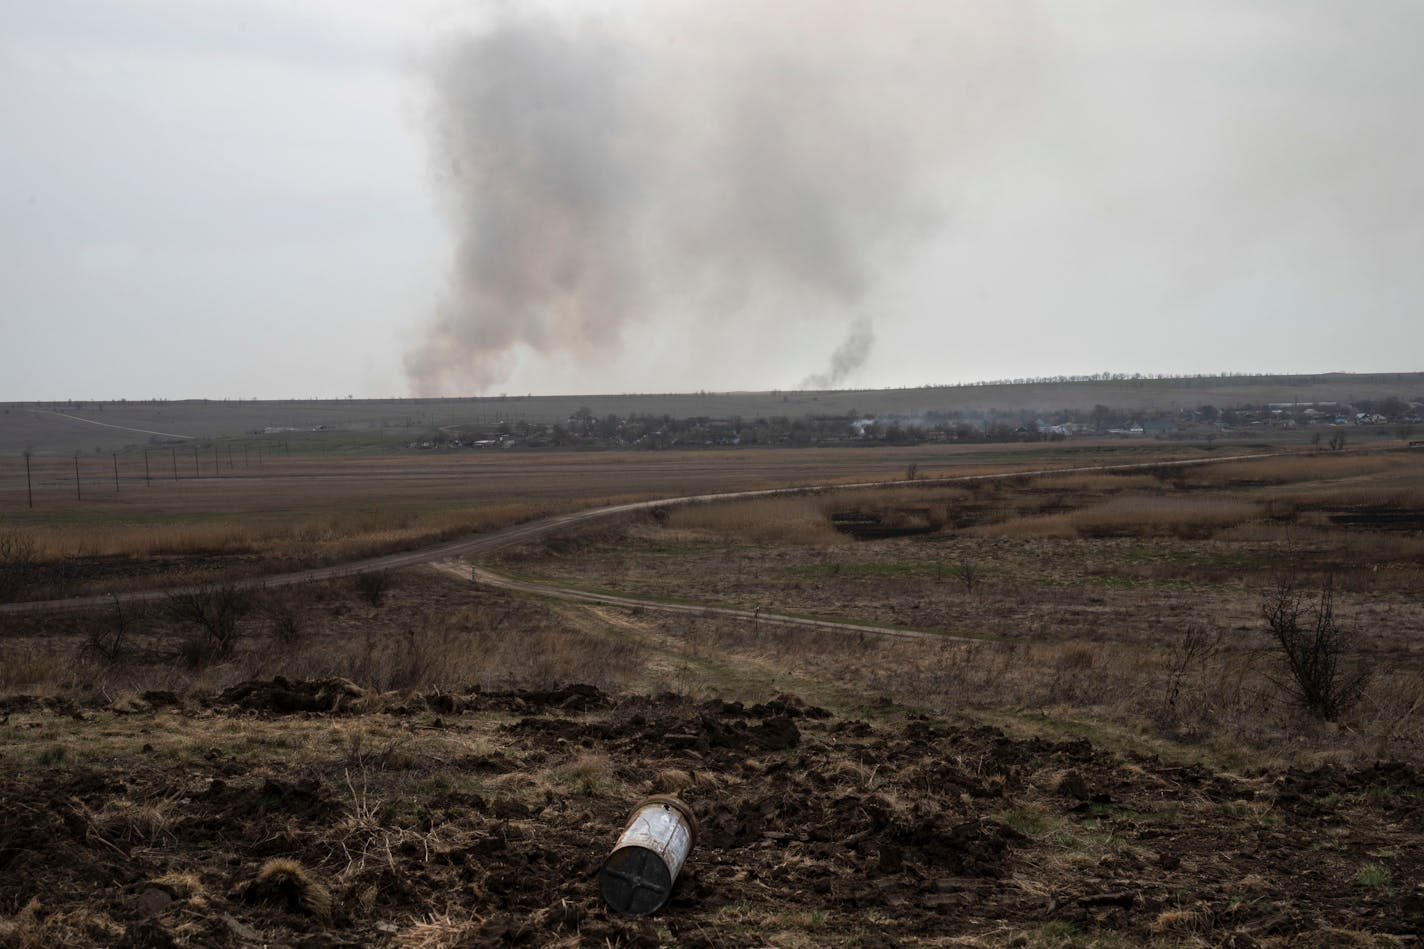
[
  {"x1": 393, "y1": 909, "x2": 488, "y2": 949},
  {"x1": 336, "y1": 764, "x2": 439, "y2": 882}
]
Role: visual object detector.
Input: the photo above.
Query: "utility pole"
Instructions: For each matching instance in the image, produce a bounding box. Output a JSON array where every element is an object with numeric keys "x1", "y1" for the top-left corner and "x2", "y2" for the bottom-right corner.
[
  {"x1": 192, "y1": 446, "x2": 200, "y2": 478},
  {"x1": 24, "y1": 451, "x2": 32, "y2": 509},
  {"x1": 73, "y1": 453, "x2": 81, "y2": 501},
  {"x1": 171, "y1": 447, "x2": 178, "y2": 481},
  {"x1": 143, "y1": 450, "x2": 151, "y2": 487},
  {"x1": 112, "y1": 452, "x2": 119, "y2": 492}
]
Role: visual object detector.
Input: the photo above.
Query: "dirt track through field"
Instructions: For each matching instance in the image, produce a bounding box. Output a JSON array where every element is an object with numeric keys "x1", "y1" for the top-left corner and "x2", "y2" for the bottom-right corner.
[
  {"x1": 433, "y1": 560, "x2": 975, "y2": 645},
  {"x1": 0, "y1": 451, "x2": 1275, "y2": 617},
  {"x1": 27, "y1": 408, "x2": 196, "y2": 440}
]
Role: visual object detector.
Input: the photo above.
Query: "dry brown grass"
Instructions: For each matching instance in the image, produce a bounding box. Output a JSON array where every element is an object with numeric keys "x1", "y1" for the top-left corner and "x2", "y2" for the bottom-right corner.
[
  {"x1": 1174, "y1": 451, "x2": 1412, "y2": 488},
  {"x1": 550, "y1": 751, "x2": 621, "y2": 796},
  {"x1": 1028, "y1": 471, "x2": 1163, "y2": 492},
  {"x1": 392, "y1": 910, "x2": 489, "y2": 949},
  {"x1": 672, "y1": 610, "x2": 1424, "y2": 765},
  {"x1": 0, "y1": 900, "x2": 125, "y2": 948},
  {"x1": 0, "y1": 645, "x2": 77, "y2": 693},
  {"x1": 975, "y1": 495, "x2": 1263, "y2": 539},
  {"x1": 9, "y1": 501, "x2": 557, "y2": 565},
  {"x1": 0, "y1": 570, "x2": 647, "y2": 699},
  {"x1": 668, "y1": 496, "x2": 849, "y2": 545},
  {"x1": 1, "y1": 442, "x2": 1157, "y2": 598},
  {"x1": 64, "y1": 795, "x2": 179, "y2": 858}
]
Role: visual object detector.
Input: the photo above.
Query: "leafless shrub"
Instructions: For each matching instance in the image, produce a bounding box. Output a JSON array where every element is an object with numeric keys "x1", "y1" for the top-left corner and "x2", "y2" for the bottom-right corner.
[
  {"x1": 1261, "y1": 573, "x2": 1370, "y2": 721},
  {"x1": 950, "y1": 560, "x2": 980, "y2": 592},
  {"x1": 259, "y1": 590, "x2": 306, "y2": 646},
  {"x1": 1159, "y1": 625, "x2": 1224, "y2": 726},
  {"x1": 166, "y1": 585, "x2": 249, "y2": 667},
  {"x1": 382, "y1": 627, "x2": 434, "y2": 692},
  {"x1": 81, "y1": 596, "x2": 136, "y2": 666},
  {"x1": 352, "y1": 570, "x2": 395, "y2": 607}
]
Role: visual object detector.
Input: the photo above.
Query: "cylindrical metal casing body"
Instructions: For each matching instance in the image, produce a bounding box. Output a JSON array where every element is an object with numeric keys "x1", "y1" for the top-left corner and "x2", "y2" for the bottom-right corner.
[{"x1": 599, "y1": 795, "x2": 698, "y2": 915}]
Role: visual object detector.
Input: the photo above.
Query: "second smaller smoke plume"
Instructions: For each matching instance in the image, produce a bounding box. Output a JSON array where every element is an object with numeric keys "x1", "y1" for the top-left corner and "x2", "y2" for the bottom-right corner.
[{"x1": 800, "y1": 319, "x2": 875, "y2": 389}]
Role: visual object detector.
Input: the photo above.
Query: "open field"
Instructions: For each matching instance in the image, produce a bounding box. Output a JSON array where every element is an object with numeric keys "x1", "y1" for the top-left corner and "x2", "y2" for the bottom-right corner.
[
  {"x1": 2, "y1": 442, "x2": 1422, "y2": 945},
  {"x1": 2, "y1": 569, "x2": 1422, "y2": 946},
  {"x1": 490, "y1": 448, "x2": 1424, "y2": 765},
  {"x1": 0, "y1": 441, "x2": 1230, "y2": 601}
]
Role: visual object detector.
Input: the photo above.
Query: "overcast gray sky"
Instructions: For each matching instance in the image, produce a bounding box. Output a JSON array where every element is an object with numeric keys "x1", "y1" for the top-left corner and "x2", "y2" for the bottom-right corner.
[{"x1": 2, "y1": 1, "x2": 1420, "y2": 400}]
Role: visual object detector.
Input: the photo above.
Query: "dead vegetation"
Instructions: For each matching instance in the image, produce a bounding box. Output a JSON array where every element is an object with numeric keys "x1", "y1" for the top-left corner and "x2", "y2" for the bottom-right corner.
[
  {"x1": 0, "y1": 571, "x2": 646, "y2": 699},
  {"x1": 1, "y1": 444, "x2": 1422, "y2": 945},
  {"x1": 496, "y1": 447, "x2": 1424, "y2": 765},
  {"x1": 1, "y1": 674, "x2": 1419, "y2": 946}
]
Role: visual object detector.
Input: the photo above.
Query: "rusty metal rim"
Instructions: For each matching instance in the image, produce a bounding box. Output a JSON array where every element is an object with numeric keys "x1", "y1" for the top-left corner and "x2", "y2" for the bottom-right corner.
[{"x1": 628, "y1": 794, "x2": 699, "y2": 848}]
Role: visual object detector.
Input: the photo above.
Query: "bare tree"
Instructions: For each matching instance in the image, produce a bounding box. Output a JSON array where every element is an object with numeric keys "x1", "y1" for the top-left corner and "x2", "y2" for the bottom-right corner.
[
  {"x1": 1261, "y1": 573, "x2": 1369, "y2": 721},
  {"x1": 167, "y1": 585, "x2": 249, "y2": 666}
]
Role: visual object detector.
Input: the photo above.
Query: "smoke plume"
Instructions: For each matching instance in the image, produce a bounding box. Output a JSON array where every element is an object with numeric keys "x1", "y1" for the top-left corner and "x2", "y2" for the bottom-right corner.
[
  {"x1": 405, "y1": 5, "x2": 1003, "y2": 395},
  {"x1": 800, "y1": 319, "x2": 875, "y2": 389}
]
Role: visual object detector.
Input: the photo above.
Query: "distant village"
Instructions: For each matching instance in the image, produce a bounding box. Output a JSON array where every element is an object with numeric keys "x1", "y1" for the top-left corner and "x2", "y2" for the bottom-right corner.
[{"x1": 411, "y1": 396, "x2": 1423, "y2": 451}]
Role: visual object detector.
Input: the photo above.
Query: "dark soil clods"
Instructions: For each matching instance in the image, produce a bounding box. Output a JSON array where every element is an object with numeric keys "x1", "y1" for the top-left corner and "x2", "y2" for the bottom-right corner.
[{"x1": 0, "y1": 681, "x2": 1419, "y2": 946}]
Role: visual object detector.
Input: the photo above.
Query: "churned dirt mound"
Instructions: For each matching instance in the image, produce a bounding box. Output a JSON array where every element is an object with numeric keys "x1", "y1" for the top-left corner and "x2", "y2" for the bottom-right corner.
[{"x1": 0, "y1": 680, "x2": 1420, "y2": 946}]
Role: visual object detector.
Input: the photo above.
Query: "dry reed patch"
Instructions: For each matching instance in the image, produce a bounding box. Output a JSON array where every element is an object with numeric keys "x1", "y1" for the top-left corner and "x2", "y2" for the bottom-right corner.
[
  {"x1": 19, "y1": 501, "x2": 557, "y2": 566},
  {"x1": 972, "y1": 494, "x2": 1261, "y2": 539},
  {"x1": 1027, "y1": 472, "x2": 1163, "y2": 493},
  {"x1": 664, "y1": 484, "x2": 988, "y2": 545},
  {"x1": 0, "y1": 644, "x2": 77, "y2": 693},
  {"x1": 1068, "y1": 495, "x2": 1262, "y2": 537},
  {"x1": 668, "y1": 496, "x2": 847, "y2": 545},
  {"x1": 1177, "y1": 452, "x2": 1413, "y2": 489}
]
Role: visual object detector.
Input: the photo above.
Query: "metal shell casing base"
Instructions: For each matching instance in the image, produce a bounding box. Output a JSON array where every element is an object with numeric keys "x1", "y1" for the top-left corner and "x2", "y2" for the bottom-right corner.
[{"x1": 599, "y1": 795, "x2": 698, "y2": 915}]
